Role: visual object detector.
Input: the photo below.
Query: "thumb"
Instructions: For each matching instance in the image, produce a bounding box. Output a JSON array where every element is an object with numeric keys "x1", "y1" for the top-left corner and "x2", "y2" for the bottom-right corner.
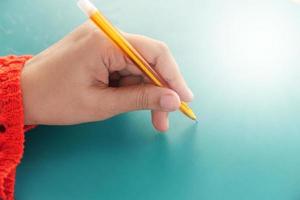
[{"x1": 106, "y1": 84, "x2": 181, "y2": 114}]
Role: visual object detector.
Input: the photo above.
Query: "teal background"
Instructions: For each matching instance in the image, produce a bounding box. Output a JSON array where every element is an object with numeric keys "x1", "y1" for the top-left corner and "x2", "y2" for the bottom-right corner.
[{"x1": 1, "y1": 0, "x2": 300, "y2": 199}]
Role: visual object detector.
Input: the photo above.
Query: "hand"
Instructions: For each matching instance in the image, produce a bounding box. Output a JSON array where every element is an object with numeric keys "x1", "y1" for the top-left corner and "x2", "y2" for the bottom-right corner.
[{"x1": 21, "y1": 22, "x2": 193, "y2": 131}]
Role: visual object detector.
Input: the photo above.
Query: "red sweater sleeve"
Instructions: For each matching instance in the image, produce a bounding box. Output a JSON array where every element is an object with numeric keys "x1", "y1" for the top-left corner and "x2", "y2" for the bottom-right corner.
[{"x1": 0, "y1": 55, "x2": 33, "y2": 200}]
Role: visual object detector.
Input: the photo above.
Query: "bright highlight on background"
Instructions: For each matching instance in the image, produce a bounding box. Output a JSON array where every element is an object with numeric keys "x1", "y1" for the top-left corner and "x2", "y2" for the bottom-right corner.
[
  {"x1": 198, "y1": 1, "x2": 300, "y2": 127},
  {"x1": 213, "y1": 7, "x2": 299, "y2": 72},
  {"x1": 210, "y1": 2, "x2": 300, "y2": 92},
  {"x1": 291, "y1": 0, "x2": 300, "y2": 4}
]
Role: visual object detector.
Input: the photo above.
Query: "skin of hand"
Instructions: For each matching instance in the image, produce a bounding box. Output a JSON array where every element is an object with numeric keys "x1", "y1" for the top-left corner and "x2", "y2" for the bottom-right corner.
[{"x1": 21, "y1": 21, "x2": 194, "y2": 132}]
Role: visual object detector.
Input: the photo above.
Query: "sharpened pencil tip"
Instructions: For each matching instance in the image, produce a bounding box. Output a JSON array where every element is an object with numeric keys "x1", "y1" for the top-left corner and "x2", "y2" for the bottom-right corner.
[
  {"x1": 189, "y1": 112, "x2": 197, "y2": 121},
  {"x1": 179, "y1": 102, "x2": 197, "y2": 121}
]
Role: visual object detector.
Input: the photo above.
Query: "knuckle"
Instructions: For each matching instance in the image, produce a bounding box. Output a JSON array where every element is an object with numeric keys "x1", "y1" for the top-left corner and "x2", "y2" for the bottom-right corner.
[
  {"x1": 135, "y1": 85, "x2": 149, "y2": 109},
  {"x1": 85, "y1": 29, "x2": 103, "y2": 47},
  {"x1": 157, "y1": 41, "x2": 169, "y2": 52},
  {"x1": 87, "y1": 29, "x2": 101, "y2": 41},
  {"x1": 164, "y1": 74, "x2": 177, "y2": 83}
]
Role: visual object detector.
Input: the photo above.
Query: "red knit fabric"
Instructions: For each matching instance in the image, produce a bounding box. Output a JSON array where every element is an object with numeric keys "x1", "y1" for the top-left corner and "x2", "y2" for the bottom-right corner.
[{"x1": 0, "y1": 55, "x2": 33, "y2": 200}]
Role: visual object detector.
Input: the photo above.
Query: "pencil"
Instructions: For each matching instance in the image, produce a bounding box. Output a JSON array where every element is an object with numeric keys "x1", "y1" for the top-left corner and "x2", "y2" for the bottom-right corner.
[{"x1": 77, "y1": 0, "x2": 197, "y2": 120}]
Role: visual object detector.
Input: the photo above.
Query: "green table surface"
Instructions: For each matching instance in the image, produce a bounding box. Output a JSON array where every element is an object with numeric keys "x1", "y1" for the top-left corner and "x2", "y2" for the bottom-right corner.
[{"x1": 1, "y1": 0, "x2": 300, "y2": 199}]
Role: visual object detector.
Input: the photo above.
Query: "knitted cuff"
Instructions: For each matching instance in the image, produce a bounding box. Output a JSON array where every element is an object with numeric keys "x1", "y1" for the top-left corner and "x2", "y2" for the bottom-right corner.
[{"x1": 0, "y1": 55, "x2": 32, "y2": 200}]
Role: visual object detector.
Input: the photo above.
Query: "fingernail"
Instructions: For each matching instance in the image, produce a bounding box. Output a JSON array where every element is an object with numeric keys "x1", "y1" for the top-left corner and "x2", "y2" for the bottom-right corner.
[
  {"x1": 160, "y1": 94, "x2": 180, "y2": 111},
  {"x1": 186, "y1": 88, "x2": 194, "y2": 101}
]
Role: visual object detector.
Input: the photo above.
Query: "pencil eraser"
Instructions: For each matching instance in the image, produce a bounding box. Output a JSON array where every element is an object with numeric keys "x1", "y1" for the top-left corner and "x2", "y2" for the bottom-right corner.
[{"x1": 77, "y1": 0, "x2": 97, "y2": 16}]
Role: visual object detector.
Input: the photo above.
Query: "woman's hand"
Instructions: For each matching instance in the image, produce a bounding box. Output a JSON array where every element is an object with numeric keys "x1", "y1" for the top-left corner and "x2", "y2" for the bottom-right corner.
[{"x1": 21, "y1": 22, "x2": 193, "y2": 131}]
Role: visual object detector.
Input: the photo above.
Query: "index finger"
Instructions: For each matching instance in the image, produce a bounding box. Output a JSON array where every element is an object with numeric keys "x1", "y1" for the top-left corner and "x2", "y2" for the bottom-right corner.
[{"x1": 124, "y1": 33, "x2": 194, "y2": 102}]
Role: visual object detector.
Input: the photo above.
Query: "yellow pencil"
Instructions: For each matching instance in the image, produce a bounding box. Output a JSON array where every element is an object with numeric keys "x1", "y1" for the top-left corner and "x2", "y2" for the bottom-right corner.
[{"x1": 77, "y1": 0, "x2": 197, "y2": 120}]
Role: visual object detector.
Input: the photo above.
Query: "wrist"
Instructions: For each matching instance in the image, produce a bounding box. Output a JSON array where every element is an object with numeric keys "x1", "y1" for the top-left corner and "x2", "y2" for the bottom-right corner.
[{"x1": 21, "y1": 59, "x2": 36, "y2": 125}]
